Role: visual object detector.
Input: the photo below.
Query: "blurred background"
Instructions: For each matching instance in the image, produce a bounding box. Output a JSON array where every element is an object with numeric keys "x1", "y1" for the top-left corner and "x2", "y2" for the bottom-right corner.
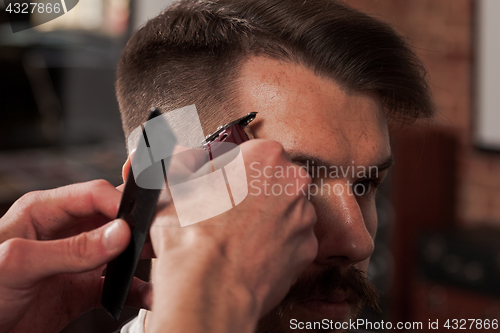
[{"x1": 1, "y1": 0, "x2": 499, "y2": 332}]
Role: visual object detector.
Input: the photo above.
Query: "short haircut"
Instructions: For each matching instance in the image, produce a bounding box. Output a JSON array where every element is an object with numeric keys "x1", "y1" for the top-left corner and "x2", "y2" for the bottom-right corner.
[{"x1": 116, "y1": 0, "x2": 434, "y2": 148}]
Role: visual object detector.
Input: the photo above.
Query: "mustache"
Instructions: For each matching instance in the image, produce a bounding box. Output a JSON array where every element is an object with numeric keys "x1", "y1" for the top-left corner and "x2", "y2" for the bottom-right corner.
[{"x1": 277, "y1": 266, "x2": 381, "y2": 315}]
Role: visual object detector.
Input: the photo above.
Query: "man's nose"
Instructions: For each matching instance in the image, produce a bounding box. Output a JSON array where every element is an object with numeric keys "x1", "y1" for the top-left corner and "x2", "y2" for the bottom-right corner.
[{"x1": 312, "y1": 181, "x2": 375, "y2": 266}]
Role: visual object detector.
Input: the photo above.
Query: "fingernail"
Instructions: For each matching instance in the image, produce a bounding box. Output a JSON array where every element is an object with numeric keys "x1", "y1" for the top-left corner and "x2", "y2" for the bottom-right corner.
[{"x1": 103, "y1": 220, "x2": 124, "y2": 252}]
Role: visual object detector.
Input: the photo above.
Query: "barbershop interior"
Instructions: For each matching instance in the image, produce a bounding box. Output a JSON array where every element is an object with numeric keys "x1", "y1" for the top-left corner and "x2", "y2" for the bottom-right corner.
[{"x1": 1, "y1": 0, "x2": 500, "y2": 332}]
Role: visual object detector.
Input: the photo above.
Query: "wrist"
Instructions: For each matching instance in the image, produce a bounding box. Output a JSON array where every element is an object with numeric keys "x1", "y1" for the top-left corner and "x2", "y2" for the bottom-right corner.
[{"x1": 149, "y1": 240, "x2": 261, "y2": 333}]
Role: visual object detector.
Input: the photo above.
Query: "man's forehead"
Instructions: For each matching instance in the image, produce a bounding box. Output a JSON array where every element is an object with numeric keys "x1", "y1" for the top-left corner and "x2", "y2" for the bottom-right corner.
[{"x1": 239, "y1": 56, "x2": 391, "y2": 168}]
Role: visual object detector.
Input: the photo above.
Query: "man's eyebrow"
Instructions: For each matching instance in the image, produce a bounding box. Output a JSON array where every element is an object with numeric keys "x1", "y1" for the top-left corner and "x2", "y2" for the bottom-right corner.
[
  {"x1": 377, "y1": 155, "x2": 394, "y2": 172},
  {"x1": 288, "y1": 152, "x2": 394, "y2": 174}
]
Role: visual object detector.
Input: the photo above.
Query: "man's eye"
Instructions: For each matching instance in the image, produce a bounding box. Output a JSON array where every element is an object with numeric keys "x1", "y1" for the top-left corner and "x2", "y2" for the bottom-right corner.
[{"x1": 353, "y1": 179, "x2": 382, "y2": 197}]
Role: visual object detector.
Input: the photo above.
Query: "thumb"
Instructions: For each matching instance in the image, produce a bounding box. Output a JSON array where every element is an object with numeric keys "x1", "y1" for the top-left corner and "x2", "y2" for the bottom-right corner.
[{"x1": 11, "y1": 219, "x2": 130, "y2": 283}]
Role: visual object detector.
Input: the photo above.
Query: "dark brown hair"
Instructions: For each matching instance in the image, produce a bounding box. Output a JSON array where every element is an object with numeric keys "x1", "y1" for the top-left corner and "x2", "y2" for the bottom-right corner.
[{"x1": 116, "y1": 0, "x2": 434, "y2": 144}]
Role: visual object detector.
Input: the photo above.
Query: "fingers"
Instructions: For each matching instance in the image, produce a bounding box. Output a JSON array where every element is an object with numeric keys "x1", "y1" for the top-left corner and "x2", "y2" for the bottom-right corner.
[
  {"x1": 116, "y1": 183, "x2": 126, "y2": 192},
  {"x1": 4, "y1": 180, "x2": 122, "y2": 239},
  {"x1": 122, "y1": 151, "x2": 134, "y2": 182},
  {"x1": 165, "y1": 147, "x2": 209, "y2": 185},
  {"x1": 130, "y1": 145, "x2": 208, "y2": 175},
  {"x1": 141, "y1": 241, "x2": 156, "y2": 259},
  {"x1": 123, "y1": 146, "x2": 208, "y2": 188},
  {"x1": 0, "y1": 220, "x2": 130, "y2": 287},
  {"x1": 125, "y1": 278, "x2": 153, "y2": 310},
  {"x1": 170, "y1": 146, "x2": 208, "y2": 172},
  {"x1": 95, "y1": 276, "x2": 152, "y2": 310}
]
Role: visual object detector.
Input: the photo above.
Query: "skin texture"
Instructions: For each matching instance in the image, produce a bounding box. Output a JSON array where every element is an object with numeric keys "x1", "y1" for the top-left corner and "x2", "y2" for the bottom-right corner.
[
  {"x1": 0, "y1": 180, "x2": 152, "y2": 333},
  {"x1": 144, "y1": 56, "x2": 391, "y2": 333},
  {"x1": 238, "y1": 57, "x2": 391, "y2": 332},
  {"x1": 0, "y1": 55, "x2": 390, "y2": 333},
  {"x1": 145, "y1": 139, "x2": 318, "y2": 333}
]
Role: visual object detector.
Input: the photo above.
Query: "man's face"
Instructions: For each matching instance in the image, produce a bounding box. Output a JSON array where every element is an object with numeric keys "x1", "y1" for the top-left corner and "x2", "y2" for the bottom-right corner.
[{"x1": 238, "y1": 57, "x2": 392, "y2": 332}]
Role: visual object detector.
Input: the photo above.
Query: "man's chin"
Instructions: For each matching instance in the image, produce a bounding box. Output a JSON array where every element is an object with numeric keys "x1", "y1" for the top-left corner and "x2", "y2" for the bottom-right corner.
[
  {"x1": 293, "y1": 299, "x2": 359, "y2": 322},
  {"x1": 256, "y1": 300, "x2": 361, "y2": 333}
]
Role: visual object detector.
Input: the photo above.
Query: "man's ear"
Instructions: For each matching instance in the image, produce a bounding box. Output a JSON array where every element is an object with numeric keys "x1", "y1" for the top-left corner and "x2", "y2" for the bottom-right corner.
[{"x1": 122, "y1": 150, "x2": 135, "y2": 182}]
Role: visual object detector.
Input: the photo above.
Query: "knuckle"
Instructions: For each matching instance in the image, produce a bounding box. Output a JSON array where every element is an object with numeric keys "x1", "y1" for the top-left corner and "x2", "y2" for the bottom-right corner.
[
  {"x1": 0, "y1": 238, "x2": 24, "y2": 269},
  {"x1": 16, "y1": 191, "x2": 42, "y2": 208},
  {"x1": 87, "y1": 179, "x2": 111, "y2": 190},
  {"x1": 67, "y1": 232, "x2": 89, "y2": 265},
  {"x1": 266, "y1": 141, "x2": 286, "y2": 159},
  {"x1": 265, "y1": 139, "x2": 285, "y2": 153},
  {"x1": 250, "y1": 140, "x2": 285, "y2": 164}
]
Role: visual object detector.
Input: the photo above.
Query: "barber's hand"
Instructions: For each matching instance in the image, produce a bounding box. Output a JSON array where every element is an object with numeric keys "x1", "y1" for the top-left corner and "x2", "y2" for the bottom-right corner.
[
  {"x1": 148, "y1": 140, "x2": 317, "y2": 333},
  {"x1": 0, "y1": 180, "x2": 151, "y2": 333}
]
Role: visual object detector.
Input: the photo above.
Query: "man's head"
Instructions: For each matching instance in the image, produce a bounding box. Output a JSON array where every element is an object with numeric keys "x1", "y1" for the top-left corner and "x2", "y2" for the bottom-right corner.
[
  {"x1": 116, "y1": 0, "x2": 432, "y2": 146},
  {"x1": 116, "y1": 0, "x2": 433, "y2": 331}
]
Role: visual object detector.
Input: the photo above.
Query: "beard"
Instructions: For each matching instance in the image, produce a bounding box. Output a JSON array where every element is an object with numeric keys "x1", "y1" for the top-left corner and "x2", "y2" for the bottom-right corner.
[{"x1": 256, "y1": 266, "x2": 381, "y2": 333}]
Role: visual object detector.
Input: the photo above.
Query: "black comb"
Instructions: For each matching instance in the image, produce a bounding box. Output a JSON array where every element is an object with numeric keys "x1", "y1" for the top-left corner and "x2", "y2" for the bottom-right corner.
[{"x1": 102, "y1": 108, "x2": 174, "y2": 320}]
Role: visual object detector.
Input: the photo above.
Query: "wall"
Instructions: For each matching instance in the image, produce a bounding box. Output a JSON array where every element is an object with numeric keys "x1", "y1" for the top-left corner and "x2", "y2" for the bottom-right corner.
[
  {"x1": 346, "y1": 0, "x2": 500, "y2": 227},
  {"x1": 131, "y1": 0, "x2": 176, "y2": 30}
]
